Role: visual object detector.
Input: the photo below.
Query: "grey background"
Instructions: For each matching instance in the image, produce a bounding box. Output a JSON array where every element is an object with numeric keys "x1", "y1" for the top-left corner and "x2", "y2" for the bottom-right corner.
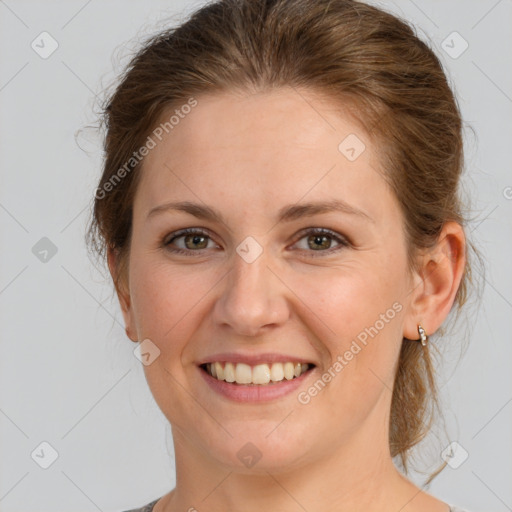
[{"x1": 0, "y1": 1, "x2": 511, "y2": 511}]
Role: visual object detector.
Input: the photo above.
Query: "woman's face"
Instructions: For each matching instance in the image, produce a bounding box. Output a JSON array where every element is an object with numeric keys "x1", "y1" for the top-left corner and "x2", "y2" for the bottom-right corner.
[{"x1": 119, "y1": 87, "x2": 417, "y2": 472}]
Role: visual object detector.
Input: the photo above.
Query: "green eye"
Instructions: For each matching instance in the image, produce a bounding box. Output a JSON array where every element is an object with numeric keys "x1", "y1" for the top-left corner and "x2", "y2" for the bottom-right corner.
[
  {"x1": 306, "y1": 234, "x2": 334, "y2": 250},
  {"x1": 165, "y1": 228, "x2": 215, "y2": 253},
  {"x1": 293, "y1": 228, "x2": 349, "y2": 255},
  {"x1": 164, "y1": 227, "x2": 349, "y2": 257},
  {"x1": 181, "y1": 233, "x2": 209, "y2": 250}
]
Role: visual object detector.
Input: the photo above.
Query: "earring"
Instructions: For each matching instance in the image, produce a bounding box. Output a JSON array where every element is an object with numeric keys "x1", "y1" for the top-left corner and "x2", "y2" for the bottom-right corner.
[{"x1": 417, "y1": 324, "x2": 428, "y2": 346}]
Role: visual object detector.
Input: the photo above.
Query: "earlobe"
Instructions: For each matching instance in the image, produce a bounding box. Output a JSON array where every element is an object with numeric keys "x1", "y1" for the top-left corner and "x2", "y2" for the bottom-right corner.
[{"x1": 403, "y1": 222, "x2": 466, "y2": 340}]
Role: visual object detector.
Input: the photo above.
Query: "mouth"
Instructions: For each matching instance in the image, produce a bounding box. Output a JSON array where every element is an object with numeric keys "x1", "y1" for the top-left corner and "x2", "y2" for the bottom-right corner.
[{"x1": 199, "y1": 361, "x2": 316, "y2": 386}]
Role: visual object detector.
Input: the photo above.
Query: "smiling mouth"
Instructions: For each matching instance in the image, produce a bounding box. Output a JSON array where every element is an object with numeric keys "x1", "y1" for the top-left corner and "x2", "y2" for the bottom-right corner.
[{"x1": 199, "y1": 361, "x2": 315, "y2": 386}]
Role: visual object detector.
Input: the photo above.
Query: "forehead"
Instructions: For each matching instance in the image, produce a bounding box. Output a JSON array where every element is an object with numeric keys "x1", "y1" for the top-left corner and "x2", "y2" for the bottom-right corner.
[
  {"x1": 151, "y1": 87, "x2": 369, "y2": 160},
  {"x1": 134, "y1": 87, "x2": 391, "y2": 219}
]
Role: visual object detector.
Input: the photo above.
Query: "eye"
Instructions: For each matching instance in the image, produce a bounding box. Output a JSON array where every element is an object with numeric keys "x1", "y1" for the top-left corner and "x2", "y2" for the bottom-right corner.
[
  {"x1": 163, "y1": 227, "x2": 350, "y2": 257},
  {"x1": 164, "y1": 228, "x2": 218, "y2": 254},
  {"x1": 292, "y1": 228, "x2": 349, "y2": 256}
]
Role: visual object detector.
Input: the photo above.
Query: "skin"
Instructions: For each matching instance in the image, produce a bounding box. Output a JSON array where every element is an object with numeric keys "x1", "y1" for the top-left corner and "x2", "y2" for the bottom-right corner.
[{"x1": 109, "y1": 86, "x2": 465, "y2": 512}]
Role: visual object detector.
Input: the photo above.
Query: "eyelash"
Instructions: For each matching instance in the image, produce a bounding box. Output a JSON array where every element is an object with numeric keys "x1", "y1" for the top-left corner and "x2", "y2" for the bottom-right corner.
[{"x1": 163, "y1": 227, "x2": 350, "y2": 258}]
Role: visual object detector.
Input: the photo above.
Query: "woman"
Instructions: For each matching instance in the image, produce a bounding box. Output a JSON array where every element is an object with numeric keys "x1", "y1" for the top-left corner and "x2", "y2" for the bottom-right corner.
[{"x1": 86, "y1": 0, "x2": 476, "y2": 510}]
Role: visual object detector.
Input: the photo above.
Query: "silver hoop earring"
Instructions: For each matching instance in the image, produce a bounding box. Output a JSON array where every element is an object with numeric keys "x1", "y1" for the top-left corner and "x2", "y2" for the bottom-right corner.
[{"x1": 417, "y1": 324, "x2": 428, "y2": 346}]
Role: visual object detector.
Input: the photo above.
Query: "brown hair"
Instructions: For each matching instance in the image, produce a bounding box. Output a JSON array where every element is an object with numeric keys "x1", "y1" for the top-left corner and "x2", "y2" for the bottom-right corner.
[{"x1": 86, "y1": 0, "x2": 480, "y2": 484}]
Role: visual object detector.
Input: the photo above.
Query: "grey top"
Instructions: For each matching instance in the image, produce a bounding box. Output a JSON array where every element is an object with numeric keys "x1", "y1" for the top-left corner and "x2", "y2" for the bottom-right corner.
[
  {"x1": 123, "y1": 499, "x2": 471, "y2": 512},
  {"x1": 123, "y1": 498, "x2": 160, "y2": 512}
]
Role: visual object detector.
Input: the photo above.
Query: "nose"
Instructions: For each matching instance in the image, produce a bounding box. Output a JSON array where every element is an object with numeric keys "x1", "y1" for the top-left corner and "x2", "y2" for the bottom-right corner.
[{"x1": 212, "y1": 250, "x2": 290, "y2": 337}]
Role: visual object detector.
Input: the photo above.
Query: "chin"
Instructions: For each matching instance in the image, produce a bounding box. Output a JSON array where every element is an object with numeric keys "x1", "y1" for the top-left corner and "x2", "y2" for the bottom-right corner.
[{"x1": 201, "y1": 424, "x2": 317, "y2": 475}]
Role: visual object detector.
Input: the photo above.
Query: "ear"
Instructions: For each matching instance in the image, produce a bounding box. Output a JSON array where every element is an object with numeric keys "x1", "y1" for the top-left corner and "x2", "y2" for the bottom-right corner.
[
  {"x1": 107, "y1": 246, "x2": 138, "y2": 343},
  {"x1": 403, "y1": 221, "x2": 466, "y2": 341}
]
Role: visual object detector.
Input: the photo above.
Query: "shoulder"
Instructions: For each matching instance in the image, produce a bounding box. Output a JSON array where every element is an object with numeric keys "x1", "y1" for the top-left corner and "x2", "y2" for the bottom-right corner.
[{"x1": 121, "y1": 498, "x2": 160, "y2": 512}]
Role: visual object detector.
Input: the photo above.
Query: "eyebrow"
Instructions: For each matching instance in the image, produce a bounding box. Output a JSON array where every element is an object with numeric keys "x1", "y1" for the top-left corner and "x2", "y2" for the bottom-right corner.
[{"x1": 146, "y1": 199, "x2": 373, "y2": 224}]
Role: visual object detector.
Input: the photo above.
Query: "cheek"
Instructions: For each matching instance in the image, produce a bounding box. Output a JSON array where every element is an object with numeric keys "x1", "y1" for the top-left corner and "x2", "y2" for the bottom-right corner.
[
  {"x1": 292, "y1": 261, "x2": 406, "y2": 391},
  {"x1": 298, "y1": 260, "x2": 404, "y2": 340},
  {"x1": 129, "y1": 257, "x2": 220, "y2": 347},
  {"x1": 128, "y1": 259, "x2": 218, "y2": 424}
]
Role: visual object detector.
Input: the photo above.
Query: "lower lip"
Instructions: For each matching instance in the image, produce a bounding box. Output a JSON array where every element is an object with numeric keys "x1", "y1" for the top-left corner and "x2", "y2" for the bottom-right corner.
[{"x1": 198, "y1": 365, "x2": 315, "y2": 402}]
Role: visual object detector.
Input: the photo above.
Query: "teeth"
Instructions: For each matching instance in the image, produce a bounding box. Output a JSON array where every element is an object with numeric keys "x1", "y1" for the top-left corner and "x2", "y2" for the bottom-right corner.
[
  {"x1": 224, "y1": 362, "x2": 236, "y2": 383},
  {"x1": 204, "y1": 361, "x2": 312, "y2": 385},
  {"x1": 235, "y1": 363, "x2": 252, "y2": 384},
  {"x1": 270, "y1": 362, "x2": 284, "y2": 382},
  {"x1": 284, "y1": 362, "x2": 295, "y2": 380},
  {"x1": 252, "y1": 364, "x2": 271, "y2": 384},
  {"x1": 214, "y1": 361, "x2": 224, "y2": 380}
]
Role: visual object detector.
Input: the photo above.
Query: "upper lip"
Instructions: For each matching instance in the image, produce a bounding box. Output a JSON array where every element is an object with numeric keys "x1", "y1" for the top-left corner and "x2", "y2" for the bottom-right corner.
[{"x1": 197, "y1": 352, "x2": 317, "y2": 366}]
